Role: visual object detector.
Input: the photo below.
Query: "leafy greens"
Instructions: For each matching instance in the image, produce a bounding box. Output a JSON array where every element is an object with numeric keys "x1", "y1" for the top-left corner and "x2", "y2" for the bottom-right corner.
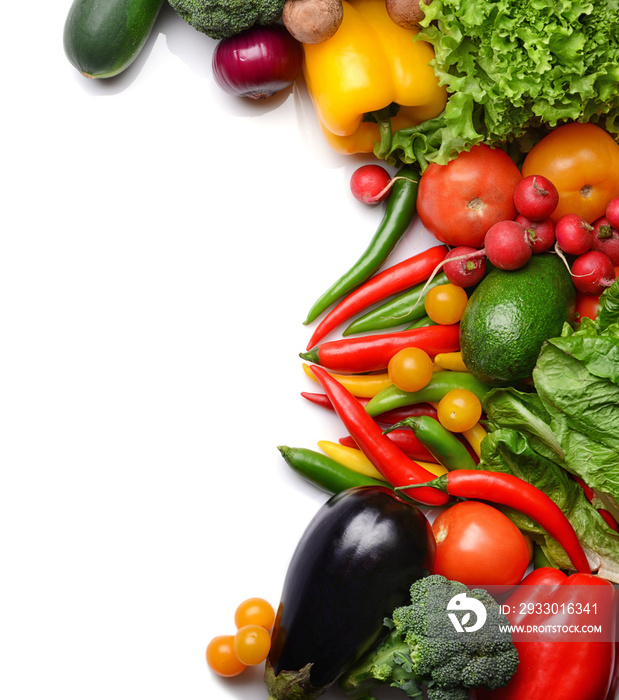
[
  {"x1": 385, "y1": 0, "x2": 619, "y2": 169},
  {"x1": 478, "y1": 282, "x2": 619, "y2": 581}
]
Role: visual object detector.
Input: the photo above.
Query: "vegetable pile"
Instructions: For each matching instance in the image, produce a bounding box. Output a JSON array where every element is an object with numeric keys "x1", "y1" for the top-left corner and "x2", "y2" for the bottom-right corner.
[{"x1": 62, "y1": 0, "x2": 619, "y2": 698}]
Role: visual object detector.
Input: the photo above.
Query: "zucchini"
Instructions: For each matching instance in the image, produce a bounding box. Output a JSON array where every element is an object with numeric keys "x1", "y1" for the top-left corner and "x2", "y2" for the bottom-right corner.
[{"x1": 63, "y1": 0, "x2": 165, "y2": 79}]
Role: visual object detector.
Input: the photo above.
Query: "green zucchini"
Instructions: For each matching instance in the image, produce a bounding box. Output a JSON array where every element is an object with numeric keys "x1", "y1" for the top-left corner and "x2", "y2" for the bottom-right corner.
[{"x1": 63, "y1": 0, "x2": 165, "y2": 79}]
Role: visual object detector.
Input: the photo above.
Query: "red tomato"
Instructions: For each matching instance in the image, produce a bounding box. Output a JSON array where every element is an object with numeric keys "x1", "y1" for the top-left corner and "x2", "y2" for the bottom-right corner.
[
  {"x1": 575, "y1": 291, "x2": 600, "y2": 321},
  {"x1": 431, "y1": 501, "x2": 530, "y2": 586},
  {"x1": 522, "y1": 122, "x2": 619, "y2": 223},
  {"x1": 417, "y1": 144, "x2": 522, "y2": 248}
]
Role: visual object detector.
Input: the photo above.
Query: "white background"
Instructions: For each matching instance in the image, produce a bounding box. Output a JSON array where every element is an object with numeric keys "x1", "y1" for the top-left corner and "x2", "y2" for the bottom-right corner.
[{"x1": 1, "y1": 3, "x2": 439, "y2": 699}]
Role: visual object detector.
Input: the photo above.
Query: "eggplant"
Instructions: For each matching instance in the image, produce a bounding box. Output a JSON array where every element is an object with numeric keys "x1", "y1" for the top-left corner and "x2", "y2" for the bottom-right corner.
[{"x1": 264, "y1": 485, "x2": 435, "y2": 700}]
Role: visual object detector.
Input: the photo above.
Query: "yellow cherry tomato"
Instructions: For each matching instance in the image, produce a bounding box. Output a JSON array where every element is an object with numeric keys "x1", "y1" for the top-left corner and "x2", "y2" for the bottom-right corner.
[
  {"x1": 206, "y1": 635, "x2": 247, "y2": 677},
  {"x1": 234, "y1": 598, "x2": 275, "y2": 632},
  {"x1": 387, "y1": 346, "x2": 434, "y2": 393},
  {"x1": 522, "y1": 122, "x2": 619, "y2": 223},
  {"x1": 437, "y1": 389, "x2": 483, "y2": 433},
  {"x1": 424, "y1": 284, "x2": 469, "y2": 325},
  {"x1": 234, "y1": 625, "x2": 272, "y2": 666}
]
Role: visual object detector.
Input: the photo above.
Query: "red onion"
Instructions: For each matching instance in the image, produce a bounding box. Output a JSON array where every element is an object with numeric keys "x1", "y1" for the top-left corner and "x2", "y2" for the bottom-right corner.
[{"x1": 212, "y1": 24, "x2": 303, "y2": 100}]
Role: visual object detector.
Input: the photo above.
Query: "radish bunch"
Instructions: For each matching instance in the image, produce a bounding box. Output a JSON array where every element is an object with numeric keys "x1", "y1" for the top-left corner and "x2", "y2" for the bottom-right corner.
[
  {"x1": 349, "y1": 163, "x2": 618, "y2": 298},
  {"x1": 439, "y1": 175, "x2": 618, "y2": 297}
]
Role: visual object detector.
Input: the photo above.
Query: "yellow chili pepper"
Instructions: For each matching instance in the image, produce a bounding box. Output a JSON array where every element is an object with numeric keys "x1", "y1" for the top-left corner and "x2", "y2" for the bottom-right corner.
[
  {"x1": 302, "y1": 363, "x2": 392, "y2": 398},
  {"x1": 317, "y1": 440, "x2": 386, "y2": 480},
  {"x1": 318, "y1": 440, "x2": 447, "y2": 481},
  {"x1": 433, "y1": 352, "x2": 469, "y2": 372},
  {"x1": 462, "y1": 422, "x2": 488, "y2": 459},
  {"x1": 302, "y1": 0, "x2": 447, "y2": 155}
]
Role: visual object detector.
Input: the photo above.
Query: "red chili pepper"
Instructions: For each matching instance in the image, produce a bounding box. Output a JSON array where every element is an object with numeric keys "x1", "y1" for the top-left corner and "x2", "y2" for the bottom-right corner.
[
  {"x1": 301, "y1": 391, "x2": 370, "y2": 411},
  {"x1": 573, "y1": 475, "x2": 619, "y2": 533},
  {"x1": 300, "y1": 324, "x2": 460, "y2": 373},
  {"x1": 305, "y1": 245, "x2": 447, "y2": 350},
  {"x1": 400, "y1": 469, "x2": 591, "y2": 573},
  {"x1": 310, "y1": 365, "x2": 449, "y2": 507},
  {"x1": 301, "y1": 391, "x2": 438, "y2": 424},
  {"x1": 474, "y1": 567, "x2": 616, "y2": 700},
  {"x1": 339, "y1": 429, "x2": 437, "y2": 463}
]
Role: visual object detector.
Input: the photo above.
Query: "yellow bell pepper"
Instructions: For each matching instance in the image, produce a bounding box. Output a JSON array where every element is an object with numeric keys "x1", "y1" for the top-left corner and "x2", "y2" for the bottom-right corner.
[{"x1": 302, "y1": 0, "x2": 447, "y2": 155}]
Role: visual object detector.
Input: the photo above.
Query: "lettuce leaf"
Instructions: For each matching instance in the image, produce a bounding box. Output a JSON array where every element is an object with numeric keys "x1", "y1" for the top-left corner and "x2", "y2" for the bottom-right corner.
[
  {"x1": 479, "y1": 426, "x2": 619, "y2": 570},
  {"x1": 481, "y1": 390, "x2": 619, "y2": 576},
  {"x1": 532, "y1": 330, "x2": 619, "y2": 500},
  {"x1": 386, "y1": 0, "x2": 619, "y2": 167}
]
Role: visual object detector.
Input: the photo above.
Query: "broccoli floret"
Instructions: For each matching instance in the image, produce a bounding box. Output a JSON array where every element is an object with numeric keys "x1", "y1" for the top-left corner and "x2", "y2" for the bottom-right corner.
[
  {"x1": 168, "y1": 0, "x2": 287, "y2": 40},
  {"x1": 339, "y1": 575, "x2": 519, "y2": 700}
]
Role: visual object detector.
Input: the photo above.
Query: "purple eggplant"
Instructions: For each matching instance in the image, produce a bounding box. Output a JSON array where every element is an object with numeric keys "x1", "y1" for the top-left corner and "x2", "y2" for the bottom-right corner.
[{"x1": 264, "y1": 486, "x2": 435, "y2": 699}]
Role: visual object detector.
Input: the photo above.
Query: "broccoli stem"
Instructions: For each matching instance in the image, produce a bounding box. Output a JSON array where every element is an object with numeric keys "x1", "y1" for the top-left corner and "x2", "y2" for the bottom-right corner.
[{"x1": 338, "y1": 627, "x2": 423, "y2": 700}]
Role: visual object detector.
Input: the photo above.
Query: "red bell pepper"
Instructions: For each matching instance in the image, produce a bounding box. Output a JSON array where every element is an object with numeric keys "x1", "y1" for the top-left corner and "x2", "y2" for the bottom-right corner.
[{"x1": 474, "y1": 567, "x2": 617, "y2": 700}]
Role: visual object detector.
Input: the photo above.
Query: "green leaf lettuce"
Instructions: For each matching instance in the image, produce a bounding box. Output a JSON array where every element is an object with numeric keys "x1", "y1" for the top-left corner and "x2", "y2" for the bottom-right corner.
[{"x1": 386, "y1": 0, "x2": 619, "y2": 167}]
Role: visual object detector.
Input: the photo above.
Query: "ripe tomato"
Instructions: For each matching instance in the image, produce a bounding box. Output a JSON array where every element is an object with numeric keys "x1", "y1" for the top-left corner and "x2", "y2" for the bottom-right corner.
[
  {"x1": 388, "y1": 347, "x2": 434, "y2": 393},
  {"x1": 575, "y1": 291, "x2": 600, "y2": 321},
  {"x1": 424, "y1": 283, "x2": 469, "y2": 324},
  {"x1": 431, "y1": 501, "x2": 530, "y2": 586},
  {"x1": 417, "y1": 144, "x2": 522, "y2": 248},
  {"x1": 437, "y1": 389, "x2": 482, "y2": 433},
  {"x1": 234, "y1": 624, "x2": 272, "y2": 666},
  {"x1": 522, "y1": 122, "x2": 619, "y2": 223},
  {"x1": 234, "y1": 597, "x2": 275, "y2": 631},
  {"x1": 206, "y1": 635, "x2": 247, "y2": 677}
]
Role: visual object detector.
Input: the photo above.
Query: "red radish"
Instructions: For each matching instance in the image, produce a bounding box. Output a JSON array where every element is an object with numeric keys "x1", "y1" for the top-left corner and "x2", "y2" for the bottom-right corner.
[
  {"x1": 591, "y1": 216, "x2": 619, "y2": 264},
  {"x1": 443, "y1": 246, "x2": 486, "y2": 287},
  {"x1": 606, "y1": 196, "x2": 619, "y2": 229},
  {"x1": 513, "y1": 174, "x2": 559, "y2": 220},
  {"x1": 483, "y1": 220, "x2": 532, "y2": 270},
  {"x1": 350, "y1": 164, "x2": 392, "y2": 204},
  {"x1": 515, "y1": 214, "x2": 556, "y2": 253},
  {"x1": 570, "y1": 251, "x2": 616, "y2": 295},
  {"x1": 555, "y1": 213, "x2": 593, "y2": 255}
]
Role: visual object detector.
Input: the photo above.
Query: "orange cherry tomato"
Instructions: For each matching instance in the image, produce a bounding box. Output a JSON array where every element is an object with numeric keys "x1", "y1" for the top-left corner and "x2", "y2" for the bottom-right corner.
[
  {"x1": 424, "y1": 283, "x2": 469, "y2": 325},
  {"x1": 234, "y1": 598, "x2": 275, "y2": 631},
  {"x1": 522, "y1": 123, "x2": 619, "y2": 223},
  {"x1": 387, "y1": 346, "x2": 434, "y2": 393},
  {"x1": 234, "y1": 624, "x2": 272, "y2": 666},
  {"x1": 437, "y1": 389, "x2": 482, "y2": 433},
  {"x1": 206, "y1": 635, "x2": 246, "y2": 677}
]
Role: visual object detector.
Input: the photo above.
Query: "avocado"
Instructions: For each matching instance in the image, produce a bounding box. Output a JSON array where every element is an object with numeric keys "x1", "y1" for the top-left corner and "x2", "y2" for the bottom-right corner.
[{"x1": 459, "y1": 254, "x2": 575, "y2": 387}]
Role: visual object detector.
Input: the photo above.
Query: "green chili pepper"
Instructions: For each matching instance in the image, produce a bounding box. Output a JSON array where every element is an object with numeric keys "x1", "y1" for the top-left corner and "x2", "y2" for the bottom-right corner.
[
  {"x1": 303, "y1": 165, "x2": 420, "y2": 325},
  {"x1": 277, "y1": 445, "x2": 388, "y2": 494},
  {"x1": 365, "y1": 372, "x2": 492, "y2": 417},
  {"x1": 405, "y1": 315, "x2": 438, "y2": 330},
  {"x1": 342, "y1": 272, "x2": 449, "y2": 335},
  {"x1": 385, "y1": 416, "x2": 477, "y2": 471}
]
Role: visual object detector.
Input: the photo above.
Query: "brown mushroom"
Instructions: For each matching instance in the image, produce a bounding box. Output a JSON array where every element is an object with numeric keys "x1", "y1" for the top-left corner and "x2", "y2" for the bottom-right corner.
[
  {"x1": 282, "y1": 0, "x2": 344, "y2": 45},
  {"x1": 386, "y1": 0, "x2": 430, "y2": 29}
]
